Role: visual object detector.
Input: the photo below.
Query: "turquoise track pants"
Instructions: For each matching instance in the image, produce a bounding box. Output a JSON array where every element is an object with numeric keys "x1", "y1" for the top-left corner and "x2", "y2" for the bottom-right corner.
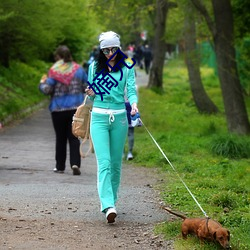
[{"x1": 90, "y1": 111, "x2": 128, "y2": 212}]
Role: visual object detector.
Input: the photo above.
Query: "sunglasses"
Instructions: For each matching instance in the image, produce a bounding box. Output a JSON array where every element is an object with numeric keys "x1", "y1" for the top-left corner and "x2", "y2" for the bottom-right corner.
[{"x1": 102, "y1": 47, "x2": 119, "y2": 55}]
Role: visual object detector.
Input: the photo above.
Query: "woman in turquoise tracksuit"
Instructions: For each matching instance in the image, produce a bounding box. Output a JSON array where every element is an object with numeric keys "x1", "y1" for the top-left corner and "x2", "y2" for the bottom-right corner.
[{"x1": 86, "y1": 31, "x2": 138, "y2": 223}]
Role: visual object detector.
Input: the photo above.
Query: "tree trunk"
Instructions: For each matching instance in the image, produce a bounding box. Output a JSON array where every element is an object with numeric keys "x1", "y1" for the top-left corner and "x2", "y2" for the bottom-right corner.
[
  {"x1": 147, "y1": 0, "x2": 169, "y2": 89},
  {"x1": 191, "y1": 0, "x2": 250, "y2": 134},
  {"x1": 184, "y1": 4, "x2": 218, "y2": 114},
  {"x1": 212, "y1": 0, "x2": 250, "y2": 134}
]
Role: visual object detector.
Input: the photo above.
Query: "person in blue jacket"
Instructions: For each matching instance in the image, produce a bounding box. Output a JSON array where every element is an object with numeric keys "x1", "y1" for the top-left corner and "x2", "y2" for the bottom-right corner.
[
  {"x1": 39, "y1": 45, "x2": 88, "y2": 175},
  {"x1": 85, "y1": 31, "x2": 138, "y2": 223}
]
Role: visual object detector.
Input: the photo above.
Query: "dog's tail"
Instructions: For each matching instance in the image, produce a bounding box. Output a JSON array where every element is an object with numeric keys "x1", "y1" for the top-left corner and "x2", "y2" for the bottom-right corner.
[{"x1": 162, "y1": 206, "x2": 187, "y2": 220}]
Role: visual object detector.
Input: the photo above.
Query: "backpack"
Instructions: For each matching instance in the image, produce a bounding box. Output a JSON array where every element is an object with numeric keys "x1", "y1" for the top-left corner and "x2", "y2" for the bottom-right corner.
[{"x1": 72, "y1": 95, "x2": 93, "y2": 158}]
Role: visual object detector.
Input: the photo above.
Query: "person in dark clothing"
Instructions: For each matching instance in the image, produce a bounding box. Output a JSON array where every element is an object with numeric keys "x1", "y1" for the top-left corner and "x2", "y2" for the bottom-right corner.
[
  {"x1": 134, "y1": 45, "x2": 144, "y2": 69},
  {"x1": 39, "y1": 45, "x2": 88, "y2": 175},
  {"x1": 143, "y1": 44, "x2": 152, "y2": 74}
]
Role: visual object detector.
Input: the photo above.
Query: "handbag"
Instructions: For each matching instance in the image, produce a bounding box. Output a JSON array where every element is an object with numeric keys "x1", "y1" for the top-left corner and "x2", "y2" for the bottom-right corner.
[{"x1": 72, "y1": 95, "x2": 93, "y2": 158}]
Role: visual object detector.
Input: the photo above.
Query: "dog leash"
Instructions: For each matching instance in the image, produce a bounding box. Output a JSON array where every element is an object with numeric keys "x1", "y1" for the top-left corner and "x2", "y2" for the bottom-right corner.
[{"x1": 139, "y1": 118, "x2": 209, "y2": 218}]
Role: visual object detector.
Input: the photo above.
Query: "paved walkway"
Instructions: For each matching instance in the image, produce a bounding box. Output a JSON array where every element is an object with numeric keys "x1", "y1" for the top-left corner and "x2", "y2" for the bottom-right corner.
[
  {"x1": 0, "y1": 105, "x2": 163, "y2": 223},
  {"x1": 0, "y1": 67, "x2": 156, "y2": 222},
  {"x1": 135, "y1": 68, "x2": 149, "y2": 88},
  {"x1": 0, "y1": 69, "x2": 173, "y2": 249}
]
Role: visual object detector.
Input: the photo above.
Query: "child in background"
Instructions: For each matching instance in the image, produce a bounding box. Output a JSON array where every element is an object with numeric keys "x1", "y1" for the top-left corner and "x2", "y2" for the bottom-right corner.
[
  {"x1": 124, "y1": 55, "x2": 138, "y2": 160},
  {"x1": 125, "y1": 101, "x2": 135, "y2": 160}
]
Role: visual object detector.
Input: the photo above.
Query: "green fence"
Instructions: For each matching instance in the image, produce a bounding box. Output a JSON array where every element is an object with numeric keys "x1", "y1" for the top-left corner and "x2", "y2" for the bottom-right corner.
[
  {"x1": 198, "y1": 41, "x2": 217, "y2": 74},
  {"x1": 199, "y1": 39, "x2": 250, "y2": 95}
]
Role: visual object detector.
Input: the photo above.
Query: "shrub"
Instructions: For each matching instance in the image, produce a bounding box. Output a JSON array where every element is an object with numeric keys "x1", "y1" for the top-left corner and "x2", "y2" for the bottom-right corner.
[
  {"x1": 210, "y1": 135, "x2": 250, "y2": 159},
  {"x1": 210, "y1": 191, "x2": 237, "y2": 209}
]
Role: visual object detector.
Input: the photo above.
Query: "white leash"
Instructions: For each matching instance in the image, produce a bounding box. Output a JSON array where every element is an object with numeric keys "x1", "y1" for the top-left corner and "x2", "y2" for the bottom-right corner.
[{"x1": 139, "y1": 118, "x2": 209, "y2": 218}]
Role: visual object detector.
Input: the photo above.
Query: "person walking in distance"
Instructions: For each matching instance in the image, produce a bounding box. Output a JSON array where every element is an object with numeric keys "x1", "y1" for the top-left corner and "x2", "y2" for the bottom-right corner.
[
  {"x1": 85, "y1": 31, "x2": 138, "y2": 223},
  {"x1": 143, "y1": 44, "x2": 152, "y2": 74},
  {"x1": 39, "y1": 45, "x2": 88, "y2": 175}
]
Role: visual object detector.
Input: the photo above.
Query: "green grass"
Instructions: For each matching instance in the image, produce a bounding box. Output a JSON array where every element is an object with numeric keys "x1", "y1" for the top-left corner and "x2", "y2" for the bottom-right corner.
[
  {"x1": 128, "y1": 59, "x2": 250, "y2": 250},
  {"x1": 0, "y1": 60, "x2": 50, "y2": 123}
]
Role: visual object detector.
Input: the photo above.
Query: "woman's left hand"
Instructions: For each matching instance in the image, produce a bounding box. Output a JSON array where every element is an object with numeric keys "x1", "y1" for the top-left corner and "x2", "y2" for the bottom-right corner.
[
  {"x1": 131, "y1": 103, "x2": 138, "y2": 116},
  {"x1": 85, "y1": 86, "x2": 95, "y2": 97}
]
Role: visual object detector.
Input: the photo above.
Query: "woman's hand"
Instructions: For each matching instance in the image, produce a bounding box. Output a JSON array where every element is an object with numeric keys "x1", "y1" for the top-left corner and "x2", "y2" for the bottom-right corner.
[
  {"x1": 131, "y1": 103, "x2": 138, "y2": 116},
  {"x1": 40, "y1": 74, "x2": 47, "y2": 84},
  {"x1": 85, "y1": 86, "x2": 95, "y2": 97}
]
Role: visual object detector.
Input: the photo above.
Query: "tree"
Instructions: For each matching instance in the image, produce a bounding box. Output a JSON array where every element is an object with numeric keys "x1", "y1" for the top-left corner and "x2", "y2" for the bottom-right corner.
[
  {"x1": 232, "y1": 0, "x2": 250, "y2": 40},
  {"x1": 148, "y1": 0, "x2": 177, "y2": 89},
  {"x1": 232, "y1": 0, "x2": 250, "y2": 96},
  {"x1": 191, "y1": 0, "x2": 250, "y2": 134},
  {"x1": 184, "y1": 1, "x2": 218, "y2": 114},
  {"x1": 92, "y1": 0, "x2": 155, "y2": 47},
  {"x1": 0, "y1": 0, "x2": 98, "y2": 66}
]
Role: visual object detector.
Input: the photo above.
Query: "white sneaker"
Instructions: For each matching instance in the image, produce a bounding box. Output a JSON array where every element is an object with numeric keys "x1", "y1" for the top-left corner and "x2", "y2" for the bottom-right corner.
[
  {"x1": 53, "y1": 168, "x2": 64, "y2": 173},
  {"x1": 105, "y1": 207, "x2": 117, "y2": 223},
  {"x1": 127, "y1": 152, "x2": 133, "y2": 160}
]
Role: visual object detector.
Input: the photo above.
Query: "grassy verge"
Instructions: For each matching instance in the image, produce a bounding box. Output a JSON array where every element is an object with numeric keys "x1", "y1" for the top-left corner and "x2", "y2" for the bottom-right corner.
[
  {"x1": 129, "y1": 59, "x2": 250, "y2": 250},
  {"x1": 0, "y1": 60, "x2": 50, "y2": 125}
]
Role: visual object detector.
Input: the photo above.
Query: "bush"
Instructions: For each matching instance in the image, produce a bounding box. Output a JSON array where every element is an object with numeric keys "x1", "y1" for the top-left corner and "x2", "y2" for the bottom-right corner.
[
  {"x1": 210, "y1": 135, "x2": 250, "y2": 159},
  {"x1": 0, "y1": 60, "x2": 48, "y2": 123},
  {"x1": 210, "y1": 191, "x2": 237, "y2": 209}
]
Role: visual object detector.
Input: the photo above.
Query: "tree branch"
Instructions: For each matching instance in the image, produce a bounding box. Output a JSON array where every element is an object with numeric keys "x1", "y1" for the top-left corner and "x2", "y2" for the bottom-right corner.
[{"x1": 190, "y1": 0, "x2": 216, "y2": 37}]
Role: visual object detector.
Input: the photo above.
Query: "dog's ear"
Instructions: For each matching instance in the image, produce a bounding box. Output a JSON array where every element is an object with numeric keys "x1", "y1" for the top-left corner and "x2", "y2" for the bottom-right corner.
[
  {"x1": 213, "y1": 231, "x2": 217, "y2": 240},
  {"x1": 227, "y1": 230, "x2": 230, "y2": 240}
]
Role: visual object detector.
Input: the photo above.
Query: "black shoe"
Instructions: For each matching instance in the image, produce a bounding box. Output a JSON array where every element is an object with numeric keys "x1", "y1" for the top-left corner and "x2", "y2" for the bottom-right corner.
[
  {"x1": 72, "y1": 165, "x2": 81, "y2": 175},
  {"x1": 53, "y1": 168, "x2": 64, "y2": 173}
]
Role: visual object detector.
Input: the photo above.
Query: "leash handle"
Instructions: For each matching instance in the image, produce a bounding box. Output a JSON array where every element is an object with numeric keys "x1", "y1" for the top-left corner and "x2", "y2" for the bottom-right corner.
[{"x1": 139, "y1": 118, "x2": 209, "y2": 218}]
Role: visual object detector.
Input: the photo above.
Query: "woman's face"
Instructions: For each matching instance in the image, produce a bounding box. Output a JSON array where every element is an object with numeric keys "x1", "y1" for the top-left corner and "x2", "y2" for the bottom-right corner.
[{"x1": 102, "y1": 47, "x2": 119, "y2": 61}]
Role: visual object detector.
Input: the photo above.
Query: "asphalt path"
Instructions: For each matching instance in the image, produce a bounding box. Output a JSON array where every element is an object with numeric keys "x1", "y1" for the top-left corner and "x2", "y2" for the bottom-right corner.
[
  {"x1": 0, "y1": 105, "x2": 166, "y2": 222},
  {"x1": 0, "y1": 69, "x2": 172, "y2": 249}
]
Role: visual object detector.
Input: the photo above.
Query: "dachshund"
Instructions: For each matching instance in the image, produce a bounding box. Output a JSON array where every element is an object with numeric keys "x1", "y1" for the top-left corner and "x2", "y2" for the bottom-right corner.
[{"x1": 162, "y1": 206, "x2": 231, "y2": 249}]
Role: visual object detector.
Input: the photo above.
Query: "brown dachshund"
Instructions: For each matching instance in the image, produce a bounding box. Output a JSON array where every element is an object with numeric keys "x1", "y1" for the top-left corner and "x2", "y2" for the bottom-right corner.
[{"x1": 162, "y1": 207, "x2": 231, "y2": 249}]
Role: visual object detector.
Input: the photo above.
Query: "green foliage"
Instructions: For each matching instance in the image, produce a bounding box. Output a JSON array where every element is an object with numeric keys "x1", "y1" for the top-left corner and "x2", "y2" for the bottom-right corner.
[
  {"x1": 210, "y1": 191, "x2": 238, "y2": 209},
  {"x1": 129, "y1": 58, "x2": 250, "y2": 249},
  {"x1": 232, "y1": 0, "x2": 250, "y2": 39},
  {"x1": 0, "y1": 60, "x2": 49, "y2": 122},
  {"x1": 165, "y1": 2, "x2": 184, "y2": 44},
  {"x1": 210, "y1": 135, "x2": 250, "y2": 159},
  {"x1": 0, "y1": 0, "x2": 100, "y2": 66},
  {"x1": 236, "y1": 37, "x2": 250, "y2": 95},
  {"x1": 92, "y1": 0, "x2": 156, "y2": 46},
  {"x1": 154, "y1": 221, "x2": 181, "y2": 240}
]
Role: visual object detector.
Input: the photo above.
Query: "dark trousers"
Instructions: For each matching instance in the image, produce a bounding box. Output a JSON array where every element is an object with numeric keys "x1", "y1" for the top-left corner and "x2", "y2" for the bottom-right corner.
[
  {"x1": 127, "y1": 127, "x2": 134, "y2": 152},
  {"x1": 51, "y1": 110, "x2": 80, "y2": 171},
  {"x1": 144, "y1": 59, "x2": 151, "y2": 74}
]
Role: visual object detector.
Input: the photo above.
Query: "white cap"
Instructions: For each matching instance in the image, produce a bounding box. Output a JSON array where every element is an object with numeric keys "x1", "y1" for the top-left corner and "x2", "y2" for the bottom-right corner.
[{"x1": 99, "y1": 31, "x2": 121, "y2": 49}]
